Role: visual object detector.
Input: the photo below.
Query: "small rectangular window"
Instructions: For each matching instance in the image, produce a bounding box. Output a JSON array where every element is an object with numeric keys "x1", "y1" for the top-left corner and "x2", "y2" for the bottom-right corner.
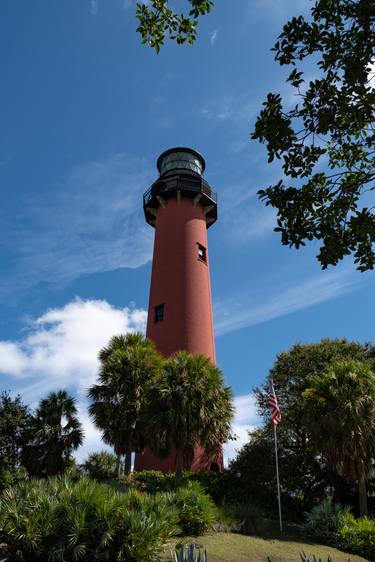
[
  {"x1": 154, "y1": 304, "x2": 164, "y2": 323},
  {"x1": 198, "y1": 244, "x2": 207, "y2": 263}
]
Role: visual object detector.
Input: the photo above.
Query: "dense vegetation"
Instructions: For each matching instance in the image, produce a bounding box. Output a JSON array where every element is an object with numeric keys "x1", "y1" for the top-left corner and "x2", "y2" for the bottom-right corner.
[
  {"x1": 1, "y1": 337, "x2": 375, "y2": 560},
  {"x1": 0, "y1": 477, "x2": 214, "y2": 561}
]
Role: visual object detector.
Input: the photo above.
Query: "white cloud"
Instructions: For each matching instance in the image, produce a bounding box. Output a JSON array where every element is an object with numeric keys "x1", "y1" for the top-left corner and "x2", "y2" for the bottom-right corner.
[
  {"x1": 75, "y1": 403, "x2": 111, "y2": 462},
  {"x1": 0, "y1": 153, "x2": 154, "y2": 299},
  {"x1": 0, "y1": 297, "x2": 259, "y2": 466},
  {"x1": 223, "y1": 394, "x2": 259, "y2": 467},
  {"x1": 209, "y1": 29, "x2": 219, "y2": 46},
  {"x1": 215, "y1": 269, "x2": 363, "y2": 337},
  {"x1": 0, "y1": 298, "x2": 147, "y2": 401}
]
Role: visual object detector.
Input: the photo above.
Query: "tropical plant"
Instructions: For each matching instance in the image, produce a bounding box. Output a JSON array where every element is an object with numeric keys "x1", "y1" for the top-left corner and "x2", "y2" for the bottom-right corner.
[
  {"x1": 236, "y1": 340, "x2": 375, "y2": 518},
  {"x1": 304, "y1": 499, "x2": 350, "y2": 542},
  {"x1": 172, "y1": 544, "x2": 208, "y2": 562},
  {"x1": 145, "y1": 351, "x2": 233, "y2": 481},
  {"x1": 252, "y1": 0, "x2": 375, "y2": 271},
  {"x1": 82, "y1": 450, "x2": 117, "y2": 481},
  {"x1": 0, "y1": 477, "x2": 177, "y2": 562},
  {"x1": 88, "y1": 332, "x2": 163, "y2": 475},
  {"x1": 21, "y1": 390, "x2": 83, "y2": 477},
  {"x1": 303, "y1": 360, "x2": 375, "y2": 516},
  {"x1": 165, "y1": 482, "x2": 216, "y2": 536}
]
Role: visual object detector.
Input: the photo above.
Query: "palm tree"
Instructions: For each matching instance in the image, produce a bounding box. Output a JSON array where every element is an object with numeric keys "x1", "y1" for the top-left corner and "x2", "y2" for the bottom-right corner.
[
  {"x1": 22, "y1": 390, "x2": 83, "y2": 477},
  {"x1": 145, "y1": 351, "x2": 234, "y2": 481},
  {"x1": 88, "y1": 333, "x2": 163, "y2": 476},
  {"x1": 302, "y1": 360, "x2": 375, "y2": 516}
]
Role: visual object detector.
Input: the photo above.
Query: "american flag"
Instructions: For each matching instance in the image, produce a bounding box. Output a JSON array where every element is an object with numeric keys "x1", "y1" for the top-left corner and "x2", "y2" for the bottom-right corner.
[{"x1": 270, "y1": 384, "x2": 281, "y2": 425}]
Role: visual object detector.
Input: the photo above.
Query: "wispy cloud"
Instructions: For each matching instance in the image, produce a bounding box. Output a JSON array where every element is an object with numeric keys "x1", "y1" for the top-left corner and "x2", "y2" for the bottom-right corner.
[
  {"x1": 122, "y1": 0, "x2": 133, "y2": 10},
  {"x1": 224, "y1": 394, "x2": 259, "y2": 466},
  {"x1": 0, "y1": 153, "x2": 154, "y2": 300},
  {"x1": 215, "y1": 269, "x2": 363, "y2": 336},
  {"x1": 90, "y1": 0, "x2": 99, "y2": 16},
  {"x1": 245, "y1": 0, "x2": 311, "y2": 24},
  {"x1": 209, "y1": 29, "x2": 219, "y2": 46},
  {"x1": 201, "y1": 92, "x2": 258, "y2": 125}
]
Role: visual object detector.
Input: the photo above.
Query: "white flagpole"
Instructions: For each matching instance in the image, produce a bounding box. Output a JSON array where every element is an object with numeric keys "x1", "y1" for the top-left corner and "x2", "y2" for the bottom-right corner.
[{"x1": 273, "y1": 422, "x2": 283, "y2": 532}]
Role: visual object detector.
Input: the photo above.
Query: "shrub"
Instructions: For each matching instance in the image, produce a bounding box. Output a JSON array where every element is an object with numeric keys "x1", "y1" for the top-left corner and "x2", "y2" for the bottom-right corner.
[
  {"x1": 304, "y1": 499, "x2": 350, "y2": 542},
  {"x1": 166, "y1": 482, "x2": 216, "y2": 536},
  {"x1": 82, "y1": 450, "x2": 117, "y2": 480},
  {"x1": 305, "y1": 500, "x2": 375, "y2": 561},
  {"x1": 217, "y1": 502, "x2": 263, "y2": 535},
  {"x1": 0, "y1": 477, "x2": 177, "y2": 561},
  {"x1": 131, "y1": 470, "x2": 175, "y2": 493},
  {"x1": 338, "y1": 515, "x2": 375, "y2": 560}
]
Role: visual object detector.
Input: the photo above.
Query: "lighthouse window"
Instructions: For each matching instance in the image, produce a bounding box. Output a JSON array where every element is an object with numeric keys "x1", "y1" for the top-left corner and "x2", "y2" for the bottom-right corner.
[
  {"x1": 198, "y1": 244, "x2": 207, "y2": 263},
  {"x1": 154, "y1": 304, "x2": 164, "y2": 323}
]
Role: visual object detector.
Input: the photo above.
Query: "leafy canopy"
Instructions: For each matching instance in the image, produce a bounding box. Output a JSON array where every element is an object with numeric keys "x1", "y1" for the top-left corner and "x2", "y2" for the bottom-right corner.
[
  {"x1": 0, "y1": 391, "x2": 30, "y2": 473},
  {"x1": 22, "y1": 390, "x2": 83, "y2": 477},
  {"x1": 230, "y1": 340, "x2": 375, "y2": 518},
  {"x1": 145, "y1": 351, "x2": 233, "y2": 478},
  {"x1": 252, "y1": 0, "x2": 375, "y2": 271},
  {"x1": 303, "y1": 359, "x2": 375, "y2": 515},
  {"x1": 136, "y1": 0, "x2": 214, "y2": 53},
  {"x1": 88, "y1": 333, "x2": 163, "y2": 474}
]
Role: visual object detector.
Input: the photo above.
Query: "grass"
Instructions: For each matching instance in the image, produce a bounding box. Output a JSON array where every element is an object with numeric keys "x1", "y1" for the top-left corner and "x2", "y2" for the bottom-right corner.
[{"x1": 164, "y1": 532, "x2": 370, "y2": 561}]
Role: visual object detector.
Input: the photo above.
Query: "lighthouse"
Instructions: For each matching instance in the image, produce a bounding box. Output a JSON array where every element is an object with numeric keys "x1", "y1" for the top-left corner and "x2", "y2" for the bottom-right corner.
[{"x1": 134, "y1": 147, "x2": 221, "y2": 472}]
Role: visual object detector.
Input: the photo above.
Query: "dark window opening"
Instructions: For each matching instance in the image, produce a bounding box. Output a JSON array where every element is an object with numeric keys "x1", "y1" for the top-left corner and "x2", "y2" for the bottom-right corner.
[
  {"x1": 154, "y1": 304, "x2": 164, "y2": 323},
  {"x1": 198, "y1": 243, "x2": 207, "y2": 262}
]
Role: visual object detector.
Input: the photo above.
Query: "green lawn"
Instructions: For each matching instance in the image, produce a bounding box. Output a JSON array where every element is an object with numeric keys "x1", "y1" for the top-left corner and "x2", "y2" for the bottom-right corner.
[{"x1": 165, "y1": 532, "x2": 369, "y2": 562}]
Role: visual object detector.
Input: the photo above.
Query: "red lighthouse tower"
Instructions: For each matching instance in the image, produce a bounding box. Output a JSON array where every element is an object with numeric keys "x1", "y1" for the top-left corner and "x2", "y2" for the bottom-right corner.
[{"x1": 134, "y1": 148, "x2": 221, "y2": 472}]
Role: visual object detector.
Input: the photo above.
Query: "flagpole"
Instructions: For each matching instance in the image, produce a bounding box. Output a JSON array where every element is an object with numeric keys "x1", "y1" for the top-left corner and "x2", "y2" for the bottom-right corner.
[{"x1": 273, "y1": 421, "x2": 283, "y2": 532}]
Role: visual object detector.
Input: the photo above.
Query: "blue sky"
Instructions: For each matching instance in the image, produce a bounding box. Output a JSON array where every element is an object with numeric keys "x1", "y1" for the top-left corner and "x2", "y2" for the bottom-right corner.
[{"x1": 0, "y1": 0, "x2": 373, "y2": 462}]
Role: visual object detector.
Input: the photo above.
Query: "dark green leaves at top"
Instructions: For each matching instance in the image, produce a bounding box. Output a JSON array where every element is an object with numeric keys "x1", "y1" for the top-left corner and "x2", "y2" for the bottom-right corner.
[
  {"x1": 136, "y1": 0, "x2": 214, "y2": 52},
  {"x1": 252, "y1": 0, "x2": 375, "y2": 271}
]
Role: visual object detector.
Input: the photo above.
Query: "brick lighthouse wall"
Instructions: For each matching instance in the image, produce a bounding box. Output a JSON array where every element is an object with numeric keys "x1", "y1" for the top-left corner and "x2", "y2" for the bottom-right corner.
[
  {"x1": 134, "y1": 195, "x2": 222, "y2": 472},
  {"x1": 147, "y1": 197, "x2": 215, "y2": 361}
]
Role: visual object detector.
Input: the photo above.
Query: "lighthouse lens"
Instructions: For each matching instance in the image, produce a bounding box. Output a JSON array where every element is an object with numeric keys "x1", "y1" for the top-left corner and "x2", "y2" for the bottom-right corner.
[{"x1": 159, "y1": 151, "x2": 203, "y2": 176}]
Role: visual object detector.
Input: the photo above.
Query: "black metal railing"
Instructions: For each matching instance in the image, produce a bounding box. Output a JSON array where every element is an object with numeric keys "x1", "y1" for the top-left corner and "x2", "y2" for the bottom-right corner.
[{"x1": 143, "y1": 174, "x2": 217, "y2": 207}]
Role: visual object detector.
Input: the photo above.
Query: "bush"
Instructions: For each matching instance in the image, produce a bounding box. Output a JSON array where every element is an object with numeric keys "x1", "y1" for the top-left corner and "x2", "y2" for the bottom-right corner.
[
  {"x1": 0, "y1": 477, "x2": 177, "y2": 561},
  {"x1": 82, "y1": 450, "x2": 117, "y2": 480},
  {"x1": 217, "y1": 502, "x2": 264, "y2": 535},
  {"x1": 305, "y1": 500, "x2": 375, "y2": 561},
  {"x1": 338, "y1": 515, "x2": 375, "y2": 560},
  {"x1": 0, "y1": 466, "x2": 27, "y2": 491},
  {"x1": 166, "y1": 482, "x2": 216, "y2": 536},
  {"x1": 304, "y1": 499, "x2": 350, "y2": 542},
  {"x1": 131, "y1": 470, "x2": 175, "y2": 493}
]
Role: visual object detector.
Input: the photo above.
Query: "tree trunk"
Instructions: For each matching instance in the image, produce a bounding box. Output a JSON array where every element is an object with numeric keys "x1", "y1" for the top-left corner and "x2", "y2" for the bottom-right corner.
[
  {"x1": 124, "y1": 452, "x2": 132, "y2": 475},
  {"x1": 175, "y1": 449, "x2": 184, "y2": 485},
  {"x1": 116, "y1": 454, "x2": 122, "y2": 478},
  {"x1": 358, "y1": 474, "x2": 368, "y2": 517}
]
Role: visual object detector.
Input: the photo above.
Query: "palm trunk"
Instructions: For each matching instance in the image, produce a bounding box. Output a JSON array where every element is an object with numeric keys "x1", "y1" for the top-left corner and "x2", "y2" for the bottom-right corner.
[
  {"x1": 124, "y1": 452, "x2": 132, "y2": 475},
  {"x1": 116, "y1": 454, "x2": 122, "y2": 478},
  {"x1": 175, "y1": 448, "x2": 184, "y2": 485},
  {"x1": 358, "y1": 474, "x2": 368, "y2": 517}
]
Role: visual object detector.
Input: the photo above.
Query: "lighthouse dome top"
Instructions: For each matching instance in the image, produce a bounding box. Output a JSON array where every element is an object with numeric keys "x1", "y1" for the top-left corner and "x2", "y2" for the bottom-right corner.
[{"x1": 157, "y1": 147, "x2": 205, "y2": 177}]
